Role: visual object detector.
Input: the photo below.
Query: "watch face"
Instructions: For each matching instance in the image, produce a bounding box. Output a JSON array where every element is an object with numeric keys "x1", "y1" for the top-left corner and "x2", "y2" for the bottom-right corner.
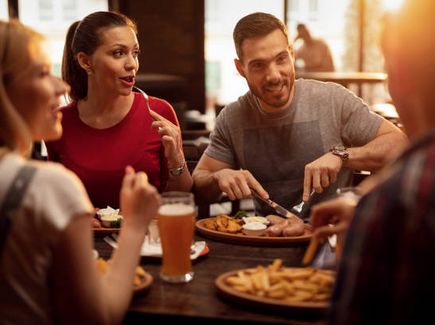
[{"x1": 331, "y1": 146, "x2": 348, "y2": 160}]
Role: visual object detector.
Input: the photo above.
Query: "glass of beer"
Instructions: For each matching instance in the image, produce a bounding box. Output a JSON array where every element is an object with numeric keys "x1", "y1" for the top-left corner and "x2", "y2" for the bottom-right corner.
[
  {"x1": 157, "y1": 191, "x2": 196, "y2": 283},
  {"x1": 335, "y1": 187, "x2": 362, "y2": 260}
]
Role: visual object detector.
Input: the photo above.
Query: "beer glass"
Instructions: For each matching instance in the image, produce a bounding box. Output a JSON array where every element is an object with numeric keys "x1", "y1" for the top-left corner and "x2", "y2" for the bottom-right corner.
[
  {"x1": 157, "y1": 191, "x2": 195, "y2": 283},
  {"x1": 334, "y1": 187, "x2": 361, "y2": 260}
]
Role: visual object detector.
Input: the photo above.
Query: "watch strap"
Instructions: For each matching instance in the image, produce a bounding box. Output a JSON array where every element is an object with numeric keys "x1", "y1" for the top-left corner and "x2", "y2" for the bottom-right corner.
[
  {"x1": 330, "y1": 145, "x2": 349, "y2": 161},
  {"x1": 169, "y1": 160, "x2": 185, "y2": 176}
]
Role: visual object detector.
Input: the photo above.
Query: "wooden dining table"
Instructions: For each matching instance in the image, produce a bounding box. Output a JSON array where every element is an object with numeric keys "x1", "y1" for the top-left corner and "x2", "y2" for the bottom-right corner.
[
  {"x1": 94, "y1": 233, "x2": 328, "y2": 324},
  {"x1": 296, "y1": 71, "x2": 387, "y2": 98}
]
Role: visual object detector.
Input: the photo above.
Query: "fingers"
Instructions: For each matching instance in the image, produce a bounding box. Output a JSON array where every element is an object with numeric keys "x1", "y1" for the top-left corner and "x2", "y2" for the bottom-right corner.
[
  {"x1": 125, "y1": 165, "x2": 134, "y2": 174},
  {"x1": 152, "y1": 120, "x2": 180, "y2": 140},
  {"x1": 150, "y1": 108, "x2": 179, "y2": 136},
  {"x1": 216, "y1": 169, "x2": 259, "y2": 201},
  {"x1": 303, "y1": 167, "x2": 312, "y2": 202},
  {"x1": 246, "y1": 172, "x2": 269, "y2": 198},
  {"x1": 121, "y1": 165, "x2": 135, "y2": 189},
  {"x1": 152, "y1": 119, "x2": 178, "y2": 130},
  {"x1": 135, "y1": 171, "x2": 148, "y2": 187},
  {"x1": 309, "y1": 197, "x2": 355, "y2": 244},
  {"x1": 313, "y1": 225, "x2": 337, "y2": 239},
  {"x1": 329, "y1": 169, "x2": 338, "y2": 184},
  {"x1": 311, "y1": 168, "x2": 323, "y2": 193},
  {"x1": 151, "y1": 117, "x2": 181, "y2": 162},
  {"x1": 304, "y1": 154, "x2": 343, "y2": 200},
  {"x1": 149, "y1": 109, "x2": 169, "y2": 122},
  {"x1": 321, "y1": 171, "x2": 330, "y2": 188},
  {"x1": 225, "y1": 178, "x2": 251, "y2": 200}
]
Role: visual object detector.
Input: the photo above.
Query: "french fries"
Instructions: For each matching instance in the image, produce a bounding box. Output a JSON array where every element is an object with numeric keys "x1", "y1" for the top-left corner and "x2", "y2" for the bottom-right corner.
[
  {"x1": 225, "y1": 259, "x2": 335, "y2": 303},
  {"x1": 302, "y1": 236, "x2": 319, "y2": 266}
]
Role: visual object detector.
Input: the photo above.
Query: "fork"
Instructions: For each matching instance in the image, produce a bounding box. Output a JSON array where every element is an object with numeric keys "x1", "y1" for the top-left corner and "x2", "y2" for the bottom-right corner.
[
  {"x1": 134, "y1": 86, "x2": 152, "y2": 112},
  {"x1": 291, "y1": 201, "x2": 305, "y2": 214},
  {"x1": 291, "y1": 190, "x2": 316, "y2": 220}
]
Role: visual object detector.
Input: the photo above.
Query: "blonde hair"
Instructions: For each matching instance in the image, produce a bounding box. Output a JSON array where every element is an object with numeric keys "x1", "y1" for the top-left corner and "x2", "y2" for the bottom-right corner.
[{"x1": 0, "y1": 20, "x2": 42, "y2": 156}]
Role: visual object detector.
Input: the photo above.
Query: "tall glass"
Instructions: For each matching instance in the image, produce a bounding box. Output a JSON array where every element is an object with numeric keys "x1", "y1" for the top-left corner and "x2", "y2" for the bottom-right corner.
[
  {"x1": 334, "y1": 187, "x2": 361, "y2": 260},
  {"x1": 157, "y1": 191, "x2": 196, "y2": 283}
]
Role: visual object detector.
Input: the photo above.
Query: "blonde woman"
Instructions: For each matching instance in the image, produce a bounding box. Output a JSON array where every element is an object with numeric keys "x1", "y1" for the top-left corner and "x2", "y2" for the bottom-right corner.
[{"x1": 0, "y1": 19, "x2": 160, "y2": 324}]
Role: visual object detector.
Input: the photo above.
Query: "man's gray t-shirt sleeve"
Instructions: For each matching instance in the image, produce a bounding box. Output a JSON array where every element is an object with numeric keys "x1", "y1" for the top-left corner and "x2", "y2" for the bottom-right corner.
[{"x1": 205, "y1": 103, "x2": 238, "y2": 167}]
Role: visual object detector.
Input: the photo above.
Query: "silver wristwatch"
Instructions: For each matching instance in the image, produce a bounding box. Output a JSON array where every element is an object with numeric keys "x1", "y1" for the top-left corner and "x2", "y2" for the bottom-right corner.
[
  {"x1": 169, "y1": 161, "x2": 185, "y2": 176},
  {"x1": 330, "y1": 145, "x2": 349, "y2": 161}
]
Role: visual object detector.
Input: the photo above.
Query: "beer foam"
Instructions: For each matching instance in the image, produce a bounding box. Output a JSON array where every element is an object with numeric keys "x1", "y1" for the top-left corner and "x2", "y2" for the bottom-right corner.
[{"x1": 159, "y1": 203, "x2": 195, "y2": 216}]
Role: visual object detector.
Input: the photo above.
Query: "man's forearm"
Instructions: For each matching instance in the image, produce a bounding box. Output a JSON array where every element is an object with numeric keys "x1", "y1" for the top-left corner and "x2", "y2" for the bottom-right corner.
[
  {"x1": 346, "y1": 131, "x2": 408, "y2": 171},
  {"x1": 192, "y1": 169, "x2": 224, "y2": 203}
]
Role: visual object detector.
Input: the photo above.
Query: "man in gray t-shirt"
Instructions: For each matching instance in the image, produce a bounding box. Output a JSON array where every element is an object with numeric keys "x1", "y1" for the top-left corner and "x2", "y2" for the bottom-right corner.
[{"x1": 192, "y1": 12, "x2": 407, "y2": 218}]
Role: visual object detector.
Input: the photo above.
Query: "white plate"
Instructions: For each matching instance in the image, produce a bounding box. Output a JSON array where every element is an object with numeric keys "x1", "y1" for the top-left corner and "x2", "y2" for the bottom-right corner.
[{"x1": 104, "y1": 234, "x2": 208, "y2": 260}]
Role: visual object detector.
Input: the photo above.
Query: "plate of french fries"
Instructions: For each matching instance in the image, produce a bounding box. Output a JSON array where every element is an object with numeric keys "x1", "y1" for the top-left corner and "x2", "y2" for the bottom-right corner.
[
  {"x1": 196, "y1": 216, "x2": 312, "y2": 246},
  {"x1": 215, "y1": 259, "x2": 335, "y2": 311},
  {"x1": 96, "y1": 258, "x2": 153, "y2": 293}
]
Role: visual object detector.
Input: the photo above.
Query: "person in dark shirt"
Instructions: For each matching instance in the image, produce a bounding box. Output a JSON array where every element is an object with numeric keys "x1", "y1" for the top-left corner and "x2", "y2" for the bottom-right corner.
[{"x1": 310, "y1": 1, "x2": 435, "y2": 323}]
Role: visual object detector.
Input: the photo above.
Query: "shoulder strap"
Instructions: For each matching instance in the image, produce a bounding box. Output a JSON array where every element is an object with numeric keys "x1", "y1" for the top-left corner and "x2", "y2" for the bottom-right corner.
[{"x1": 0, "y1": 165, "x2": 37, "y2": 256}]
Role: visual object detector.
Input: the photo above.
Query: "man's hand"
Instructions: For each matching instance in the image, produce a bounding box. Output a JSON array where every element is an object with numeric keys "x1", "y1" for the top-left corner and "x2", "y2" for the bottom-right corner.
[
  {"x1": 212, "y1": 168, "x2": 267, "y2": 200},
  {"x1": 309, "y1": 196, "x2": 357, "y2": 240},
  {"x1": 303, "y1": 152, "x2": 342, "y2": 201}
]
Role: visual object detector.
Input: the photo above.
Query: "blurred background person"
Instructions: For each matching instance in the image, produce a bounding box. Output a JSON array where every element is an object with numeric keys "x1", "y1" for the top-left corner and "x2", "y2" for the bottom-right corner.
[
  {"x1": 46, "y1": 11, "x2": 192, "y2": 209},
  {"x1": 294, "y1": 23, "x2": 335, "y2": 72},
  {"x1": 0, "y1": 19, "x2": 161, "y2": 324},
  {"x1": 310, "y1": 0, "x2": 435, "y2": 323}
]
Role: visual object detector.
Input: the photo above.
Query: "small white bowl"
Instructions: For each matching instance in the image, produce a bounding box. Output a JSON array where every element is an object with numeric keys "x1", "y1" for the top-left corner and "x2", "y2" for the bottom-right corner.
[
  {"x1": 242, "y1": 216, "x2": 270, "y2": 225},
  {"x1": 242, "y1": 222, "x2": 267, "y2": 236},
  {"x1": 100, "y1": 214, "x2": 122, "y2": 228}
]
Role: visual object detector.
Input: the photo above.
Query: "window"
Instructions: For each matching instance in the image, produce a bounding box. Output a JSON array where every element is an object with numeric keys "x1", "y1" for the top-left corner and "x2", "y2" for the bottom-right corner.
[
  {"x1": 287, "y1": 0, "x2": 349, "y2": 72},
  {"x1": 205, "y1": 0, "x2": 284, "y2": 110},
  {"x1": 18, "y1": 0, "x2": 108, "y2": 76},
  {"x1": 205, "y1": 0, "x2": 392, "y2": 108},
  {"x1": 0, "y1": 0, "x2": 8, "y2": 20}
]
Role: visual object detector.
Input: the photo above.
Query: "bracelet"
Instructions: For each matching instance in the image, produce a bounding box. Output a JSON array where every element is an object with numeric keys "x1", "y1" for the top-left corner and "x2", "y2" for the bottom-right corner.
[{"x1": 168, "y1": 160, "x2": 185, "y2": 176}]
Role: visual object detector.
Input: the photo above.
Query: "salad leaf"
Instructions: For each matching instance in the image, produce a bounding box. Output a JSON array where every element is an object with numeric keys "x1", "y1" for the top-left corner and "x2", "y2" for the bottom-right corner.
[{"x1": 234, "y1": 210, "x2": 249, "y2": 219}]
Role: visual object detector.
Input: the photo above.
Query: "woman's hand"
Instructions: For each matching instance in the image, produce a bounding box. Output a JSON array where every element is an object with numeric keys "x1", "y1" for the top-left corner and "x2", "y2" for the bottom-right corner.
[
  {"x1": 120, "y1": 166, "x2": 161, "y2": 231},
  {"x1": 150, "y1": 110, "x2": 183, "y2": 168}
]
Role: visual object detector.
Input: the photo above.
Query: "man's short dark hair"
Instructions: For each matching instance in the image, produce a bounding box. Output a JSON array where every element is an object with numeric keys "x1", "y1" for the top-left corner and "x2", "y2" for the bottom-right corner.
[{"x1": 233, "y1": 12, "x2": 289, "y2": 60}]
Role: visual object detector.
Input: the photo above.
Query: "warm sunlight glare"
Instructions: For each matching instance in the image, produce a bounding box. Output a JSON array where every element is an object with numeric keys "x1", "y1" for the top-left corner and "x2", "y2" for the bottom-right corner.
[{"x1": 382, "y1": 0, "x2": 405, "y2": 12}]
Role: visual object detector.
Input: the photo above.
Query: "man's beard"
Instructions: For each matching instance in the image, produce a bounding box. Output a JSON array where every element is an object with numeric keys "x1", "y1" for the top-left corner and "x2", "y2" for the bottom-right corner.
[{"x1": 249, "y1": 77, "x2": 294, "y2": 110}]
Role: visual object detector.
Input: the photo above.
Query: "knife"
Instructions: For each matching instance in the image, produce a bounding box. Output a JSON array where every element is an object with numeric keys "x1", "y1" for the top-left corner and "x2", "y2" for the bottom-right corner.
[{"x1": 251, "y1": 189, "x2": 304, "y2": 223}]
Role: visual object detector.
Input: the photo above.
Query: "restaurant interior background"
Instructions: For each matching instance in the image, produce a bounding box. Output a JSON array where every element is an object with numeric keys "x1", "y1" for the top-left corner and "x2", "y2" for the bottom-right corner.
[{"x1": 3, "y1": 0, "x2": 401, "y2": 127}]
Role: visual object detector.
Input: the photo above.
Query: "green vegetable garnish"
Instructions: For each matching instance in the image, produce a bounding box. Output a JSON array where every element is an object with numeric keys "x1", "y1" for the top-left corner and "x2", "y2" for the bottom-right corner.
[{"x1": 234, "y1": 210, "x2": 249, "y2": 219}]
